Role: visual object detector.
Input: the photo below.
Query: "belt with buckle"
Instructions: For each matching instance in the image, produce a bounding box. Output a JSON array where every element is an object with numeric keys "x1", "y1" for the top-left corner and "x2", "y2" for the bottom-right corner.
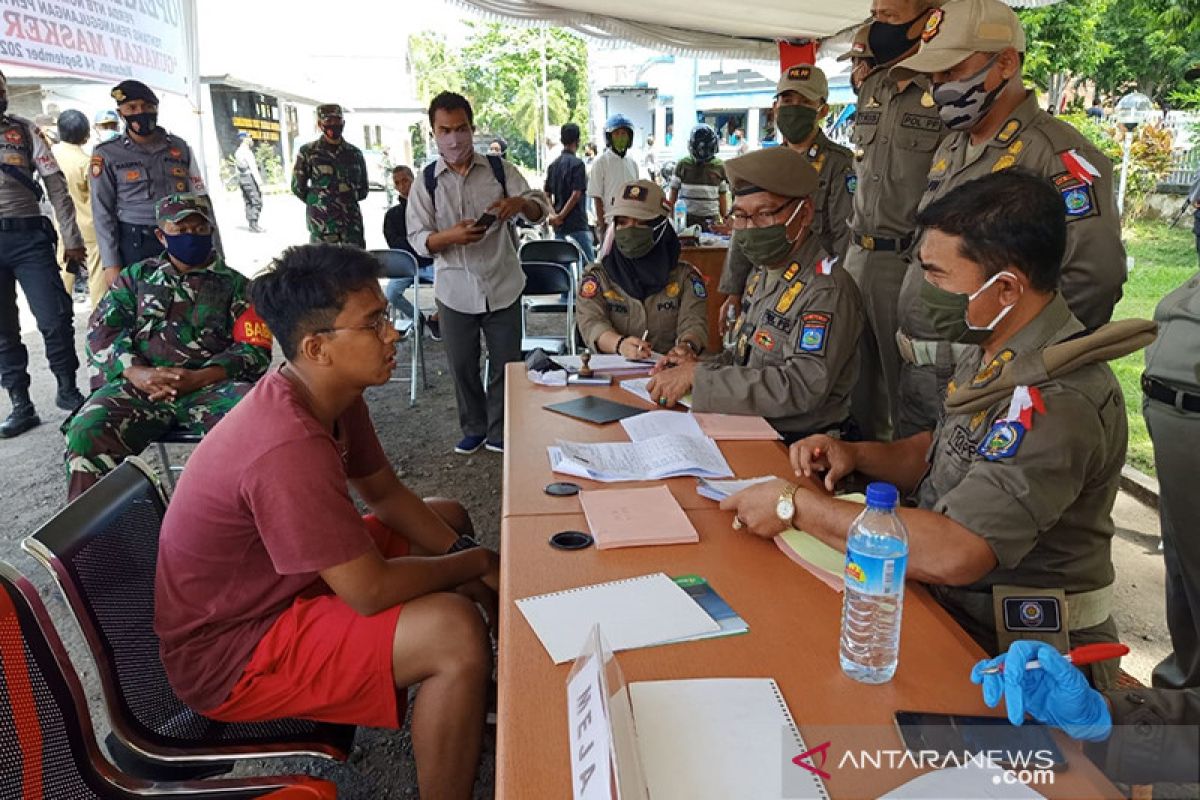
[
  {"x1": 854, "y1": 232, "x2": 913, "y2": 252},
  {"x1": 1142, "y1": 373, "x2": 1200, "y2": 414},
  {"x1": 0, "y1": 216, "x2": 51, "y2": 233}
]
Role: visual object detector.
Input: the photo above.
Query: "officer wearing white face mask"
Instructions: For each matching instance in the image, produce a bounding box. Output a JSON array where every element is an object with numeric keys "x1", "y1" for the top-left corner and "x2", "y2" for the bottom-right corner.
[{"x1": 887, "y1": 0, "x2": 1126, "y2": 438}]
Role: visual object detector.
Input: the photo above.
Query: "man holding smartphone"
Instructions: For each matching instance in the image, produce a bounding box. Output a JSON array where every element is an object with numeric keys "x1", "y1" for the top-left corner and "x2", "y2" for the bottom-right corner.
[{"x1": 407, "y1": 92, "x2": 550, "y2": 455}]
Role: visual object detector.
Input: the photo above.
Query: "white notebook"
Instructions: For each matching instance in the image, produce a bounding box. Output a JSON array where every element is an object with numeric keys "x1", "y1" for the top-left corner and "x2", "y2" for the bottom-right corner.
[{"x1": 516, "y1": 573, "x2": 721, "y2": 664}]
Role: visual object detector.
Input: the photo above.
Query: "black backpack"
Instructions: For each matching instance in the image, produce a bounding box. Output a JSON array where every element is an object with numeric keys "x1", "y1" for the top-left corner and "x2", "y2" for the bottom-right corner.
[{"x1": 423, "y1": 154, "x2": 507, "y2": 212}]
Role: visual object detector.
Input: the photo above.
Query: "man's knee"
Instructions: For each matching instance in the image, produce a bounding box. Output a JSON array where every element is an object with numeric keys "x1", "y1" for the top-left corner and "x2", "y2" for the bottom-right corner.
[
  {"x1": 424, "y1": 497, "x2": 473, "y2": 536},
  {"x1": 393, "y1": 593, "x2": 489, "y2": 679}
]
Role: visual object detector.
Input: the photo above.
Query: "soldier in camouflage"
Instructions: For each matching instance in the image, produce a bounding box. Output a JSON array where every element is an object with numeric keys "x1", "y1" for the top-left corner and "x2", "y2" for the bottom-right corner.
[
  {"x1": 62, "y1": 194, "x2": 272, "y2": 499},
  {"x1": 291, "y1": 104, "x2": 369, "y2": 247}
]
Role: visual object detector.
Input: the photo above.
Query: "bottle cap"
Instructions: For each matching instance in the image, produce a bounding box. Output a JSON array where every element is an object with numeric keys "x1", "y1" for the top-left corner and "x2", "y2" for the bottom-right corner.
[{"x1": 865, "y1": 482, "x2": 899, "y2": 510}]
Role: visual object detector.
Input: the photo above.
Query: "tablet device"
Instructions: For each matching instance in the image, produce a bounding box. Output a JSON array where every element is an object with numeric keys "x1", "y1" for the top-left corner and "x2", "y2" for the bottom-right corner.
[
  {"x1": 543, "y1": 396, "x2": 647, "y2": 425},
  {"x1": 894, "y1": 710, "x2": 1067, "y2": 770}
]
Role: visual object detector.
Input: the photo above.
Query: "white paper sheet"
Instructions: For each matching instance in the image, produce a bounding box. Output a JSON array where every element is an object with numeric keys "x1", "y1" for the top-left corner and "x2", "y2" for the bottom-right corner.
[
  {"x1": 515, "y1": 573, "x2": 721, "y2": 664},
  {"x1": 619, "y1": 410, "x2": 703, "y2": 441},
  {"x1": 628, "y1": 678, "x2": 828, "y2": 800},
  {"x1": 620, "y1": 376, "x2": 693, "y2": 408},
  {"x1": 549, "y1": 434, "x2": 733, "y2": 482},
  {"x1": 879, "y1": 763, "x2": 1047, "y2": 800},
  {"x1": 695, "y1": 475, "x2": 778, "y2": 501},
  {"x1": 528, "y1": 368, "x2": 568, "y2": 386},
  {"x1": 553, "y1": 353, "x2": 662, "y2": 373}
]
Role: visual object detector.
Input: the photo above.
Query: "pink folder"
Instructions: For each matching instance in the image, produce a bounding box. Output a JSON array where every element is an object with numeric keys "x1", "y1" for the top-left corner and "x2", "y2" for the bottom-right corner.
[
  {"x1": 692, "y1": 413, "x2": 781, "y2": 440},
  {"x1": 579, "y1": 486, "x2": 701, "y2": 550}
]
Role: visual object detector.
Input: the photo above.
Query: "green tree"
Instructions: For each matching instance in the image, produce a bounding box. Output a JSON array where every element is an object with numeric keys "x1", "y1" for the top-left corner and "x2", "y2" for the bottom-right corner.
[
  {"x1": 409, "y1": 32, "x2": 464, "y2": 103},
  {"x1": 1018, "y1": 0, "x2": 1107, "y2": 111},
  {"x1": 1091, "y1": 0, "x2": 1200, "y2": 107}
]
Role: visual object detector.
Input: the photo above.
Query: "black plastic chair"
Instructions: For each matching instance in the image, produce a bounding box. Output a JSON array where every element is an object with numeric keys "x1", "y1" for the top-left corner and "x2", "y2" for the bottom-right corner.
[
  {"x1": 519, "y1": 261, "x2": 576, "y2": 355},
  {"x1": 150, "y1": 428, "x2": 202, "y2": 492},
  {"x1": 20, "y1": 458, "x2": 356, "y2": 780},
  {"x1": 0, "y1": 560, "x2": 340, "y2": 799},
  {"x1": 371, "y1": 248, "x2": 430, "y2": 406},
  {"x1": 519, "y1": 239, "x2": 584, "y2": 355}
]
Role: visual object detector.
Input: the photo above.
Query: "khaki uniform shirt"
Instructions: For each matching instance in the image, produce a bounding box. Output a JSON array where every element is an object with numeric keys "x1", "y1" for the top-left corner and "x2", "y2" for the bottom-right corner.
[
  {"x1": 917, "y1": 294, "x2": 1125, "y2": 649},
  {"x1": 849, "y1": 70, "x2": 945, "y2": 239},
  {"x1": 695, "y1": 234, "x2": 863, "y2": 436},
  {"x1": 575, "y1": 261, "x2": 709, "y2": 355},
  {"x1": 1143, "y1": 270, "x2": 1200, "y2": 393},
  {"x1": 718, "y1": 132, "x2": 855, "y2": 296},
  {"x1": 51, "y1": 142, "x2": 97, "y2": 255},
  {"x1": 900, "y1": 91, "x2": 1126, "y2": 342},
  {"x1": 0, "y1": 113, "x2": 82, "y2": 249}
]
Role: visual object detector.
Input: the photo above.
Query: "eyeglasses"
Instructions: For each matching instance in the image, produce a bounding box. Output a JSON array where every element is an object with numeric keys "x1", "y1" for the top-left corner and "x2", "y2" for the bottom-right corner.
[
  {"x1": 729, "y1": 198, "x2": 801, "y2": 229},
  {"x1": 315, "y1": 311, "x2": 392, "y2": 341}
]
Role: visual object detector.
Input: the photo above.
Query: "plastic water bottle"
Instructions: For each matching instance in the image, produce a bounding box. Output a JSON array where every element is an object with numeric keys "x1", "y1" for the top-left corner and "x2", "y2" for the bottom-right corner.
[
  {"x1": 839, "y1": 482, "x2": 909, "y2": 684},
  {"x1": 674, "y1": 198, "x2": 688, "y2": 232}
]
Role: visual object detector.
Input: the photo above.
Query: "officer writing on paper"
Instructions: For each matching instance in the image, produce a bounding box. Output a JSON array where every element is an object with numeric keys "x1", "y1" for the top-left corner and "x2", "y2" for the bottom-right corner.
[
  {"x1": 575, "y1": 180, "x2": 708, "y2": 361},
  {"x1": 722, "y1": 170, "x2": 1154, "y2": 690},
  {"x1": 646, "y1": 147, "x2": 864, "y2": 444},
  {"x1": 972, "y1": 641, "x2": 1199, "y2": 786}
]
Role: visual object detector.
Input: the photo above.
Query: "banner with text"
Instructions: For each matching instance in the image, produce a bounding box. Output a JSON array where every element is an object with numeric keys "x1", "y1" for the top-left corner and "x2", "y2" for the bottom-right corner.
[{"x1": 1, "y1": 0, "x2": 188, "y2": 95}]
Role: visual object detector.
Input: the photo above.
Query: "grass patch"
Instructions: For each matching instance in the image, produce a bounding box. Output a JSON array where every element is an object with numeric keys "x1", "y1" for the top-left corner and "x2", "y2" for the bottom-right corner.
[{"x1": 1110, "y1": 219, "x2": 1196, "y2": 476}]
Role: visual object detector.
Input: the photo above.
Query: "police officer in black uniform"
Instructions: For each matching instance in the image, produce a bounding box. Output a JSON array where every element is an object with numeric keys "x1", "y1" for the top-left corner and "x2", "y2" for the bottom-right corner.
[{"x1": 0, "y1": 69, "x2": 87, "y2": 438}]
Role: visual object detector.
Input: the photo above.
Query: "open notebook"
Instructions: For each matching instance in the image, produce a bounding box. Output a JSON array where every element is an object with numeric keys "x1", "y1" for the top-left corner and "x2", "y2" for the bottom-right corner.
[{"x1": 567, "y1": 626, "x2": 829, "y2": 800}]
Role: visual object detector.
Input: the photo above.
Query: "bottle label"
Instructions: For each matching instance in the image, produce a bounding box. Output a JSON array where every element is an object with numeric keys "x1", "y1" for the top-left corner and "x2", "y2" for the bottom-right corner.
[{"x1": 844, "y1": 549, "x2": 907, "y2": 596}]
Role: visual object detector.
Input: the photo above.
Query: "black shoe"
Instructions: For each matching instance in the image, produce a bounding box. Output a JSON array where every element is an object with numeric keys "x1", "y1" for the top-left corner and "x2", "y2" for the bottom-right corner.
[
  {"x1": 54, "y1": 375, "x2": 86, "y2": 412},
  {"x1": 426, "y1": 316, "x2": 442, "y2": 341},
  {"x1": 1, "y1": 397, "x2": 39, "y2": 438}
]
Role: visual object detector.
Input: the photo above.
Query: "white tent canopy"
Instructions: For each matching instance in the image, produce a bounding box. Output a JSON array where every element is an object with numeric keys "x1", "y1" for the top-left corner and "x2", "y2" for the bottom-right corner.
[{"x1": 452, "y1": 0, "x2": 1063, "y2": 58}]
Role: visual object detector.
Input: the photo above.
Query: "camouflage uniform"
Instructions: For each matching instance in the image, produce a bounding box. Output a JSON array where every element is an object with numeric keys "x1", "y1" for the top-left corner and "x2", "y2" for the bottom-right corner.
[
  {"x1": 63, "y1": 254, "x2": 271, "y2": 497},
  {"x1": 291, "y1": 138, "x2": 369, "y2": 246}
]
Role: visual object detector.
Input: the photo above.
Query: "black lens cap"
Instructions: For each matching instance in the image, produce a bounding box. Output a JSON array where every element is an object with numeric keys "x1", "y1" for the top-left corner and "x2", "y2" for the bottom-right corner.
[
  {"x1": 549, "y1": 530, "x2": 593, "y2": 550},
  {"x1": 544, "y1": 481, "x2": 581, "y2": 497}
]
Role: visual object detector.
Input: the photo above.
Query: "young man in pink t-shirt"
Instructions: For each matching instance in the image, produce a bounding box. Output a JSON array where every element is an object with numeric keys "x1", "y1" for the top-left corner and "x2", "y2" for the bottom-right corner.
[{"x1": 154, "y1": 243, "x2": 497, "y2": 799}]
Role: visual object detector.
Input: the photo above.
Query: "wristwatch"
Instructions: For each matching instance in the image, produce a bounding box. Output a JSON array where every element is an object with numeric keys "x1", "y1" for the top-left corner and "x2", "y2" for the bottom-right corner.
[
  {"x1": 775, "y1": 483, "x2": 798, "y2": 523},
  {"x1": 446, "y1": 534, "x2": 481, "y2": 554}
]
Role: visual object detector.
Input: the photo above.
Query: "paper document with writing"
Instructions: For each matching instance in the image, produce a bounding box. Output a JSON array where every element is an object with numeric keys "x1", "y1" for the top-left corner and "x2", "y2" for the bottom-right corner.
[
  {"x1": 580, "y1": 486, "x2": 699, "y2": 549},
  {"x1": 693, "y1": 412, "x2": 781, "y2": 440},
  {"x1": 773, "y1": 493, "x2": 865, "y2": 593},
  {"x1": 553, "y1": 353, "x2": 661, "y2": 374},
  {"x1": 619, "y1": 409, "x2": 703, "y2": 441},
  {"x1": 620, "y1": 376, "x2": 693, "y2": 408},
  {"x1": 516, "y1": 573, "x2": 720, "y2": 664},
  {"x1": 696, "y1": 475, "x2": 777, "y2": 502},
  {"x1": 548, "y1": 434, "x2": 733, "y2": 482}
]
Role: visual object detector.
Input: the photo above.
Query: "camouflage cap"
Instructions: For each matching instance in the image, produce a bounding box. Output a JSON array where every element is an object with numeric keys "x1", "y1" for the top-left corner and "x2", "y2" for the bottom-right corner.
[
  {"x1": 836, "y1": 23, "x2": 874, "y2": 62},
  {"x1": 155, "y1": 194, "x2": 213, "y2": 227},
  {"x1": 112, "y1": 80, "x2": 159, "y2": 106},
  {"x1": 891, "y1": 0, "x2": 1026, "y2": 81},
  {"x1": 608, "y1": 180, "x2": 671, "y2": 221},
  {"x1": 316, "y1": 103, "x2": 344, "y2": 120},
  {"x1": 775, "y1": 64, "x2": 829, "y2": 103},
  {"x1": 725, "y1": 147, "x2": 819, "y2": 199}
]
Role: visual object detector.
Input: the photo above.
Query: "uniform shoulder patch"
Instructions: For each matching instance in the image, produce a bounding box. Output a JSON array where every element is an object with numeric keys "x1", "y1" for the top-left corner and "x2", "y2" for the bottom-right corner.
[
  {"x1": 1061, "y1": 182, "x2": 1098, "y2": 222},
  {"x1": 845, "y1": 173, "x2": 857, "y2": 195},
  {"x1": 798, "y1": 311, "x2": 831, "y2": 354},
  {"x1": 580, "y1": 275, "x2": 600, "y2": 299},
  {"x1": 690, "y1": 274, "x2": 707, "y2": 298},
  {"x1": 977, "y1": 419, "x2": 1025, "y2": 461},
  {"x1": 233, "y1": 306, "x2": 273, "y2": 349},
  {"x1": 89, "y1": 154, "x2": 104, "y2": 178}
]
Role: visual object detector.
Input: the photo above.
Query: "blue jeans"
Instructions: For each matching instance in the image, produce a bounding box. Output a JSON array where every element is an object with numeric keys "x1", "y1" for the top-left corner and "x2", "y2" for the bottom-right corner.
[
  {"x1": 385, "y1": 265, "x2": 436, "y2": 320},
  {"x1": 557, "y1": 230, "x2": 595, "y2": 264}
]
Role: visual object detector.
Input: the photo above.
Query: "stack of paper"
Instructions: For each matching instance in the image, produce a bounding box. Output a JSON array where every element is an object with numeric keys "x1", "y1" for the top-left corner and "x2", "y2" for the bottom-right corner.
[
  {"x1": 552, "y1": 353, "x2": 661, "y2": 374},
  {"x1": 695, "y1": 475, "x2": 777, "y2": 502},
  {"x1": 620, "y1": 376, "x2": 693, "y2": 408},
  {"x1": 548, "y1": 434, "x2": 733, "y2": 482},
  {"x1": 693, "y1": 413, "x2": 781, "y2": 440},
  {"x1": 671, "y1": 575, "x2": 749, "y2": 640},
  {"x1": 580, "y1": 486, "x2": 699, "y2": 549},
  {"x1": 516, "y1": 573, "x2": 721, "y2": 664},
  {"x1": 620, "y1": 410, "x2": 703, "y2": 441}
]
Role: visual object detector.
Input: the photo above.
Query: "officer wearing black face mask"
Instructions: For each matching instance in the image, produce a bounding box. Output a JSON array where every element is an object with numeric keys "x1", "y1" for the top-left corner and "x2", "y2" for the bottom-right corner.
[
  {"x1": 838, "y1": 2, "x2": 947, "y2": 444},
  {"x1": 889, "y1": 0, "x2": 1125, "y2": 439},
  {"x1": 91, "y1": 80, "x2": 220, "y2": 290}
]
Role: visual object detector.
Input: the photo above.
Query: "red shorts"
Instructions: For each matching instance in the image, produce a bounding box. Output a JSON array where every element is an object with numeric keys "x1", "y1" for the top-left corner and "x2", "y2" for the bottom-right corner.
[{"x1": 205, "y1": 515, "x2": 410, "y2": 728}]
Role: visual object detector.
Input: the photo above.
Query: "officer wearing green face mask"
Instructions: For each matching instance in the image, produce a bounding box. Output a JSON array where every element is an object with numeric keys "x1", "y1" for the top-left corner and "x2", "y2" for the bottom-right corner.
[
  {"x1": 719, "y1": 65, "x2": 854, "y2": 341},
  {"x1": 722, "y1": 170, "x2": 1154, "y2": 691},
  {"x1": 576, "y1": 180, "x2": 708, "y2": 359},
  {"x1": 889, "y1": 0, "x2": 1126, "y2": 439},
  {"x1": 649, "y1": 147, "x2": 864, "y2": 443}
]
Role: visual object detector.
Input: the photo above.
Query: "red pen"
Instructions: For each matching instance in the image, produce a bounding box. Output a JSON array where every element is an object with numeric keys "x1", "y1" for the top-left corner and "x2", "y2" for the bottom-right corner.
[{"x1": 980, "y1": 642, "x2": 1129, "y2": 675}]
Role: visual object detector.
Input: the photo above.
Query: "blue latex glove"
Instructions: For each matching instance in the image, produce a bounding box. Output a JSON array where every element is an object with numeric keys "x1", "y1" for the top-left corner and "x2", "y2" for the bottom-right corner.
[{"x1": 970, "y1": 640, "x2": 1113, "y2": 742}]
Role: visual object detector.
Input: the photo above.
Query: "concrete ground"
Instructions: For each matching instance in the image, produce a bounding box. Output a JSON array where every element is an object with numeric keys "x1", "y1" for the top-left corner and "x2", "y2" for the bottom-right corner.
[{"x1": 0, "y1": 187, "x2": 1175, "y2": 796}]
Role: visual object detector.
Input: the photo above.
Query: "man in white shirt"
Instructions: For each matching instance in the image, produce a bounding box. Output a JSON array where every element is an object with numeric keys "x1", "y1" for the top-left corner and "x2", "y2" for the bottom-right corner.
[
  {"x1": 587, "y1": 113, "x2": 640, "y2": 245},
  {"x1": 407, "y1": 92, "x2": 550, "y2": 456}
]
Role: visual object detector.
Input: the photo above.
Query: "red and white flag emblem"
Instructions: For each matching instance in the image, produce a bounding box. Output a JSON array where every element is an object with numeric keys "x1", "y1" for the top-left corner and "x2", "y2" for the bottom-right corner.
[
  {"x1": 1004, "y1": 385, "x2": 1045, "y2": 429},
  {"x1": 1059, "y1": 149, "x2": 1101, "y2": 186}
]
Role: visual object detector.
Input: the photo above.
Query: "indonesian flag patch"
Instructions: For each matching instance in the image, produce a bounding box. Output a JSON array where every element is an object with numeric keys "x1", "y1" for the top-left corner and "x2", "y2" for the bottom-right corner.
[
  {"x1": 1059, "y1": 149, "x2": 1101, "y2": 186},
  {"x1": 817, "y1": 256, "x2": 837, "y2": 276}
]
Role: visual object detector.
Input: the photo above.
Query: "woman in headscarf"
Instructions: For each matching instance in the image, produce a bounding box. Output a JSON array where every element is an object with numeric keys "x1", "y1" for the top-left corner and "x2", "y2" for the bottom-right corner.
[{"x1": 575, "y1": 179, "x2": 709, "y2": 360}]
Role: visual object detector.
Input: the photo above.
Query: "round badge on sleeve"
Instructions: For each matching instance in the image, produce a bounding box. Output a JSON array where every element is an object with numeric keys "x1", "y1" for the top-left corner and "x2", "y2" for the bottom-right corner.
[
  {"x1": 544, "y1": 481, "x2": 581, "y2": 496},
  {"x1": 549, "y1": 530, "x2": 594, "y2": 550}
]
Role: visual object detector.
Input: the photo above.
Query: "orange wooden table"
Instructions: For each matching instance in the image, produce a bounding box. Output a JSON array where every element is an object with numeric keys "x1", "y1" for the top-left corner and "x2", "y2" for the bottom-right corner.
[{"x1": 497, "y1": 367, "x2": 1120, "y2": 799}]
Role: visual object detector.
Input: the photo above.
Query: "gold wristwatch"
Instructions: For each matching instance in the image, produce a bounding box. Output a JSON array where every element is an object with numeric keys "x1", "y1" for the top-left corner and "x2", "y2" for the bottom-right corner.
[{"x1": 775, "y1": 483, "x2": 797, "y2": 523}]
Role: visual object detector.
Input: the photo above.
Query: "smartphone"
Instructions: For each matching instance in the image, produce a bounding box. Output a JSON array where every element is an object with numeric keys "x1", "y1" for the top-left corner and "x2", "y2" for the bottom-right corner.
[
  {"x1": 474, "y1": 212, "x2": 498, "y2": 229},
  {"x1": 893, "y1": 710, "x2": 1067, "y2": 771}
]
